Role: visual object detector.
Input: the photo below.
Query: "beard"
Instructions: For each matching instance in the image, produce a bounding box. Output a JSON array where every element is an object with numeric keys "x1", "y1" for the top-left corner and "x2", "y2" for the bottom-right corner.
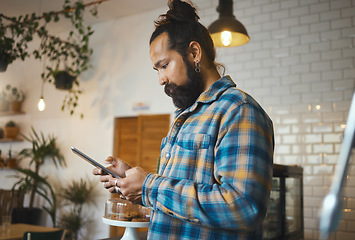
[{"x1": 164, "y1": 59, "x2": 204, "y2": 111}]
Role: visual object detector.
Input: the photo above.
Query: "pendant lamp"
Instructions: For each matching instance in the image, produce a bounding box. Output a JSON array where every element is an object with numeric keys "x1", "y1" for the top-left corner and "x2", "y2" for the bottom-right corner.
[{"x1": 208, "y1": 0, "x2": 250, "y2": 47}]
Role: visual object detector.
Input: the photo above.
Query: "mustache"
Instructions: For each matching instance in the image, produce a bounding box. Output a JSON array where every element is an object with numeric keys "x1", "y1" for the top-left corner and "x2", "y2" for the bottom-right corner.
[
  {"x1": 164, "y1": 83, "x2": 193, "y2": 98},
  {"x1": 164, "y1": 83, "x2": 176, "y2": 97}
]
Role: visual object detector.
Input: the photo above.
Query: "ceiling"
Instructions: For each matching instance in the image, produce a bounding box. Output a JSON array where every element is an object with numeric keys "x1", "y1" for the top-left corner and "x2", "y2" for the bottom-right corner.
[{"x1": 1, "y1": 0, "x2": 168, "y2": 32}]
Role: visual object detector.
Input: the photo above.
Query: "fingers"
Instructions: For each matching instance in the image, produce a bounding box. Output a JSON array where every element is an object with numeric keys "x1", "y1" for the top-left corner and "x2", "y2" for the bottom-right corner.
[
  {"x1": 92, "y1": 156, "x2": 129, "y2": 198},
  {"x1": 99, "y1": 168, "x2": 145, "y2": 204},
  {"x1": 102, "y1": 178, "x2": 116, "y2": 190},
  {"x1": 92, "y1": 167, "x2": 103, "y2": 175},
  {"x1": 105, "y1": 157, "x2": 131, "y2": 169},
  {"x1": 92, "y1": 156, "x2": 137, "y2": 201},
  {"x1": 104, "y1": 156, "x2": 115, "y2": 165},
  {"x1": 102, "y1": 178, "x2": 126, "y2": 199},
  {"x1": 114, "y1": 179, "x2": 120, "y2": 193},
  {"x1": 99, "y1": 173, "x2": 112, "y2": 182}
]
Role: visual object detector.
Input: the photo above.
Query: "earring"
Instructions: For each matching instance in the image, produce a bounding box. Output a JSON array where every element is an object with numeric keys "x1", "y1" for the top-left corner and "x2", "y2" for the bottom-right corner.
[{"x1": 194, "y1": 61, "x2": 201, "y2": 73}]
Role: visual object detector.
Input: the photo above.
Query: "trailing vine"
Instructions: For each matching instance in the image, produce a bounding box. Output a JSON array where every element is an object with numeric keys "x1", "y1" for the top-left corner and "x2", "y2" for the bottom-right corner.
[{"x1": 0, "y1": 0, "x2": 109, "y2": 117}]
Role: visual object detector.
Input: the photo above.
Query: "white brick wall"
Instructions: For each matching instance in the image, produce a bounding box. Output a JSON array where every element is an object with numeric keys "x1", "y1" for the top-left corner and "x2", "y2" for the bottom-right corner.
[{"x1": 196, "y1": 0, "x2": 355, "y2": 239}]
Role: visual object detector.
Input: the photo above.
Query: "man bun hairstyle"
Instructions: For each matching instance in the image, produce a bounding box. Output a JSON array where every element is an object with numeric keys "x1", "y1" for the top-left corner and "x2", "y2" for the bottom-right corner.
[
  {"x1": 165, "y1": 0, "x2": 199, "y2": 22},
  {"x1": 150, "y1": 0, "x2": 216, "y2": 68}
]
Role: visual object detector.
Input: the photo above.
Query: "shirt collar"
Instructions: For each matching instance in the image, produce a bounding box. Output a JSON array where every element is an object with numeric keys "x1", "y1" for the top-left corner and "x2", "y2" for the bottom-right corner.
[
  {"x1": 197, "y1": 75, "x2": 236, "y2": 104},
  {"x1": 175, "y1": 75, "x2": 236, "y2": 116}
]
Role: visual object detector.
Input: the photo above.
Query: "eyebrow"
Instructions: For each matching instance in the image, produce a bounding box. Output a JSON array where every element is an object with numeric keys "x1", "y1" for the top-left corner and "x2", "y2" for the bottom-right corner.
[{"x1": 153, "y1": 58, "x2": 167, "y2": 70}]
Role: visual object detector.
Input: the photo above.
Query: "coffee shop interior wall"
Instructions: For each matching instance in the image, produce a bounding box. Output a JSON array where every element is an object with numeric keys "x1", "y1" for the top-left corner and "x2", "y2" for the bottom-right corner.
[{"x1": 0, "y1": 0, "x2": 354, "y2": 239}]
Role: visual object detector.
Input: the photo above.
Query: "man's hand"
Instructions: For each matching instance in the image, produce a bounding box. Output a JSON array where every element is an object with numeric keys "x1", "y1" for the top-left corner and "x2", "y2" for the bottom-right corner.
[
  {"x1": 92, "y1": 157, "x2": 149, "y2": 204},
  {"x1": 112, "y1": 167, "x2": 149, "y2": 204},
  {"x1": 92, "y1": 156, "x2": 132, "y2": 195},
  {"x1": 92, "y1": 156, "x2": 131, "y2": 178}
]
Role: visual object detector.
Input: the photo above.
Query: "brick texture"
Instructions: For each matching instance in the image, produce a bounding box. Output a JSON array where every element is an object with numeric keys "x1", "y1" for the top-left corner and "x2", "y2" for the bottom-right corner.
[{"x1": 196, "y1": 0, "x2": 355, "y2": 239}]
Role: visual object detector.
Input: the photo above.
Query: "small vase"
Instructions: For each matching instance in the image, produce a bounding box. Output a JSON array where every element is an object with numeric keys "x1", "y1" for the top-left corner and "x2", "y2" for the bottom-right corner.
[
  {"x1": 7, "y1": 158, "x2": 17, "y2": 168},
  {"x1": 4, "y1": 126, "x2": 19, "y2": 139},
  {"x1": 10, "y1": 101, "x2": 22, "y2": 112}
]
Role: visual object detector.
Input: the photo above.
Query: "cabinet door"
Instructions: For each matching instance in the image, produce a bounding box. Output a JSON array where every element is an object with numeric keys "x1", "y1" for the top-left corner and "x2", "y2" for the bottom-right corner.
[
  {"x1": 114, "y1": 117, "x2": 139, "y2": 166},
  {"x1": 137, "y1": 114, "x2": 170, "y2": 173},
  {"x1": 114, "y1": 114, "x2": 170, "y2": 173}
]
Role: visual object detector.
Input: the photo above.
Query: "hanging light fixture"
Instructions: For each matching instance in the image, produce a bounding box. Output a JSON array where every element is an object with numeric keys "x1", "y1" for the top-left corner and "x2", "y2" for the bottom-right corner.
[
  {"x1": 208, "y1": 0, "x2": 250, "y2": 47},
  {"x1": 38, "y1": 95, "x2": 45, "y2": 111},
  {"x1": 38, "y1": 80, "x2": 46, "y2": 112},
  {"x1": 38, "y1": 55, "x2": 46, "y2": 112},
  {"x1": 37, "y1": 0, "x2": 45, "y2": 112}
]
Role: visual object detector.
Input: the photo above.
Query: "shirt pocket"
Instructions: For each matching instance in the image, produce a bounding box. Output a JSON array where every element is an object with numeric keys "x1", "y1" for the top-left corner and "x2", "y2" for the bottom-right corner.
[{"x1": 176, "y1": 133, "x2": 211, "y2": 150}]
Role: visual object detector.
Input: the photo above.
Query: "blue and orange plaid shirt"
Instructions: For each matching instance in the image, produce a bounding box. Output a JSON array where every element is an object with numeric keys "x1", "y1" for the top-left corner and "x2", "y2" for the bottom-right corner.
[{"x1": 142, "y1": 76, "x2": 274, "y2": 239}]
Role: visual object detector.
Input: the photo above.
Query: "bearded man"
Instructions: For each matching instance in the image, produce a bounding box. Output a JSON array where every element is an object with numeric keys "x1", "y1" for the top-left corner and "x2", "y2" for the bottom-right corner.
[{"x1": 94, "y1": 1, "x2": 274, "y2": 239}]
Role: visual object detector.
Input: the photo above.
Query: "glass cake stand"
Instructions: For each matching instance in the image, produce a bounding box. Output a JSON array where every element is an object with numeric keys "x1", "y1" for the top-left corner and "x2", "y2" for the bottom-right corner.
[
  {"x1": 102, "y1": 217, "x2": 149, "y2": 240},
  {"x1": 102, "y1": 198, "x2": 150, "y2": 240}
]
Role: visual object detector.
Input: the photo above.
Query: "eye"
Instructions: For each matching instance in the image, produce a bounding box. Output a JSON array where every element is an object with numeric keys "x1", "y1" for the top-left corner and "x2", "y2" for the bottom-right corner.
[{"x1": 161, "y1": 63, "x2": 168, "y2": 69}]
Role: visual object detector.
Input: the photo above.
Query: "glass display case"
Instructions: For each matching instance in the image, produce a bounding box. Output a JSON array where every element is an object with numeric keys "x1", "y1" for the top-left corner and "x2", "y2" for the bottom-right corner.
[{"x1": 263, "y1": 164, "x2": 304, "y2": 240}]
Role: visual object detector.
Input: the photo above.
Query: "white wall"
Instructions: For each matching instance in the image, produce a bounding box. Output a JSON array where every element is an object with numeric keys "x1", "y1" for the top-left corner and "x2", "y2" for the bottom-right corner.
[
  {"x1": 197, "y1": 1, "x2": 354, "y2": 240},
  {"x1": 0, "y1": 0, "x2": 354, "y2": 239},
  {"x1": 0, "y1": 5, "x2": 171, "y2": 239}
]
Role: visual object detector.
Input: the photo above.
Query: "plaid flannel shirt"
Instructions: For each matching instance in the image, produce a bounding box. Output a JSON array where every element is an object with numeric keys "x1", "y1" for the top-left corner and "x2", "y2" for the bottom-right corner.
[{"x1": 142, "y1": 76, "x2": 274, "y2": 240}]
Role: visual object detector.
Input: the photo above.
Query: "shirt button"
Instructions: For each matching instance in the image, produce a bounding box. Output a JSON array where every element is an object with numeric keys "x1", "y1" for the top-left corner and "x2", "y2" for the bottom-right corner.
[
  {"x1": 176, "y1": 122, "x2": 181, "y2": 127},
  {"x1": 165, "y1": 153, "x2": 171, "y2": 160},
  {"x1": 191, "y1": 218, "x2": 199, "y2": 223}
]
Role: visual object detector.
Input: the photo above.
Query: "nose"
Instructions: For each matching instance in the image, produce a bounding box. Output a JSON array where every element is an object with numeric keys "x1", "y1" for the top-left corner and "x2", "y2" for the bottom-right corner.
[{"x1": 159, "y1": 72, "x2": 167, "y2": 86}]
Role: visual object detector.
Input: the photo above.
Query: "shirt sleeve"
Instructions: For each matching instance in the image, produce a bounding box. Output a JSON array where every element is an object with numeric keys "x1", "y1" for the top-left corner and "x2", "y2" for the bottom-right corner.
[{"x1": 142, "y1": 102, "x2": 274, "y2": 231}]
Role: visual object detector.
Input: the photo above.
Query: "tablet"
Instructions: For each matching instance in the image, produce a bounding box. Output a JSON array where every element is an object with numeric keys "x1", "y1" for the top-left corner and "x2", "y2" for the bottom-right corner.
[{"x1": 71, "y1": 147, "x2": 120, "y2": 179}]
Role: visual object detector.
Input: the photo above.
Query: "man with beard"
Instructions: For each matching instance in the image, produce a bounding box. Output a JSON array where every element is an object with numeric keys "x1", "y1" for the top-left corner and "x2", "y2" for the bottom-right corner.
[{"x1": 94, "y1": 0, "x2": 274, "y2": 239}]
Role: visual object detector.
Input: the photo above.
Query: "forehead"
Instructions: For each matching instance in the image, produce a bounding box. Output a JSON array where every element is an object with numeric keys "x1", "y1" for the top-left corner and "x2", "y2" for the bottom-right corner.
[{"x1": 149, "y1": 32, "x2": 171, "y2": 61}]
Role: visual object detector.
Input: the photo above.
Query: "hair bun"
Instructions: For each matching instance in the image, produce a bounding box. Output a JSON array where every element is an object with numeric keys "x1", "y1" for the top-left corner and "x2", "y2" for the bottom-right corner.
[{"x1": 166, "y1": 0, "x2": 199, "y2": 22}]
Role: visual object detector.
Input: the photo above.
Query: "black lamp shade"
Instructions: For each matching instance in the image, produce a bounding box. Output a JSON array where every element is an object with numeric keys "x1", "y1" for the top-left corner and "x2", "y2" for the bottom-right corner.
[{"x1": 208, "y1": 0, "x2": 250, "y2": 47}]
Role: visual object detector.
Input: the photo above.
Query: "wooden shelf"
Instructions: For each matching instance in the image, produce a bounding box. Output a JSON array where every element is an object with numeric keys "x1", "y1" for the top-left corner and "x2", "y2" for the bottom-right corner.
[
  {"x1": 0, "y1": 111, "x2": 25, "y2": 116},
  {"x1": 0, "y1": 138, "x2": 23, "y2": 143},
  {"x1": 0, "y1": 167, "x2": 17, "y2": 170}
]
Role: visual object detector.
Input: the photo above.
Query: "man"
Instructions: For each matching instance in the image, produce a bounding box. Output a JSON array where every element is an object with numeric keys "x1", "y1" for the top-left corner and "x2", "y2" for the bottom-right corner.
[{"x1": 94, "y1": 0, "x2": 274, "y2": 239}]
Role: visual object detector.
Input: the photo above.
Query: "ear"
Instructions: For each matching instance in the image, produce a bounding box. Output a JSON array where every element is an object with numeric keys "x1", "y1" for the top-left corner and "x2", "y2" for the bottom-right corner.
[{"x1": 188, "y1": 41, "x2": 202, "y2": 63}]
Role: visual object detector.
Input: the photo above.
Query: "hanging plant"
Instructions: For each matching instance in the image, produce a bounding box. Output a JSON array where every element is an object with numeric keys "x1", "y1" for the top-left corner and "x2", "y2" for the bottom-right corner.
[
  {"x1": 0, "y1": 52, "x2": 10, "y2": 72},
  {"x1": 53, "y1": 71, "x2": 76, "y2": 90},
  {"x1": 0, "y1": 0, "x2": 107, "y2": 118},
  {"x1": 0, "y1": 13, "x2": 31, "y2": 72}
]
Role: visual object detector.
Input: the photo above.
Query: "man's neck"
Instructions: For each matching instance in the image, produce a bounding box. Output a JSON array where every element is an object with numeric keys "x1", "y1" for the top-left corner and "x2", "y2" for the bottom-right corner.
[{"x1": 201, "y1": 67, "x2": 221, "y2": 92}]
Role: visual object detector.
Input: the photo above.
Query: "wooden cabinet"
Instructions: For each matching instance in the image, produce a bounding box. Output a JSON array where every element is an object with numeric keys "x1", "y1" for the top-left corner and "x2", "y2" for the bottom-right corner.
[{"x1": 113, "y1": 114, "x2": 170, "y2": 173}]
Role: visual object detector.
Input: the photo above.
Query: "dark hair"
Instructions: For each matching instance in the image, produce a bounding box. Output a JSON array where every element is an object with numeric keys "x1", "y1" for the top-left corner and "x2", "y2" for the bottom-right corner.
[{"x1": 150, "y1": 0, "x2": 216, "y2": 68}]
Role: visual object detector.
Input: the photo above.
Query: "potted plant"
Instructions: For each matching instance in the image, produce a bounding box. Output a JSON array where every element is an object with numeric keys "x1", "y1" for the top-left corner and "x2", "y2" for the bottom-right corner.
[
  {"x1": 40, "y1": 0, "x2": 94, "y2": 118},
  {"x1": 3, "y1": 84, "x2": 25, "y2": 112},
  {"x1": 0, "y1": 49, "x2": 11, "y2": 72},
  {"x1": 0, "y1": 0, "x2": 98, "y2": 117},
  {"x1": 6, "y1": 148, "x2": 18, "y2": 169},
  {"x1": 53, "y1": 70, "x2": 77, "y2": 90},
  {"x1": 4, "y1": 120, "x2": 19, "y2": 139},
  {"x1": 59, "y1": 178, "x2": 96, "y2": 240},
  {"x1": 11, "y1": 127, "x2": 65, "y2": 226},
  {"x1": 0, "y1": 20, "x2": 30, "y2": 72},
  {"x1": 12, "y1": 169, "x2": 58, "y2": 226}
]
